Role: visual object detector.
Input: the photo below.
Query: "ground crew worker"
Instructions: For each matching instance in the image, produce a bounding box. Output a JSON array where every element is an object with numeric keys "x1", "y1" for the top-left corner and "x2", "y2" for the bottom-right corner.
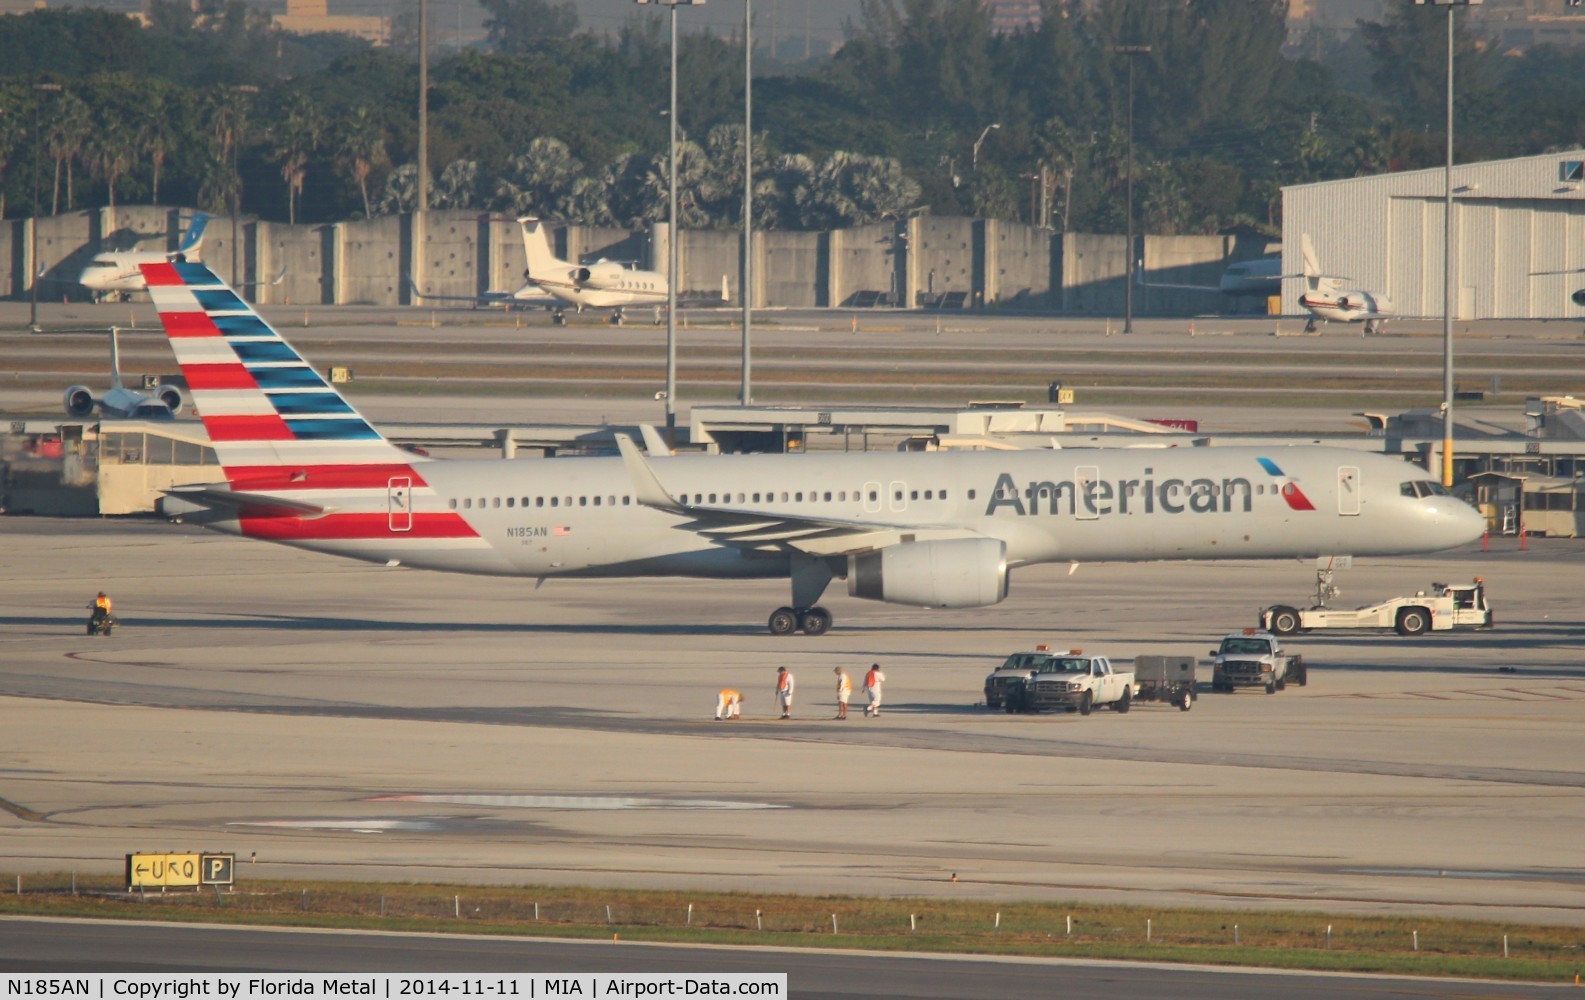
[
  {"x1": 775, "y1": 666, "x2": 795, "y2": 719},
  {"x1": 834, "y1": 667, "x2": 852, "y2": 719},
  {"x1": 94, "y1": 591, "x2": 112, "y2": 615},
  {"x1": 715, "y1": 689, "x2": 744, "y2": 720},
  {"x1": 863, "y1": 662, "x2": 886, "y2": 717}
]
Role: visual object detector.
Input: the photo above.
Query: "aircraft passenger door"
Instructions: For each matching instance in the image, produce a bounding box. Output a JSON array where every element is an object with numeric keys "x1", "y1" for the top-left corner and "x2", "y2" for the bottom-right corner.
[
  {"x1": 1075, "y1": 465, "x2": 1100, "y2": 520},
  {"x1": 863, "y1": 481, "x2": 882, "y2": 514},
  {"x1": 388, "y1": 477, "x2": 413, "y2": 532},
  {"x1": 1337, "y1": 466, "x2": 1361, "y2": 516},
  {"x1": 888, "y1": 480, "x2": 907, "y2": 513}
]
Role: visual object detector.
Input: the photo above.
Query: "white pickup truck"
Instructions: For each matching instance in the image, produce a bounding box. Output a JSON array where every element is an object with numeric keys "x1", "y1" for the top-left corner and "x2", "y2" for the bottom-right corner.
[
  {"x1": 1006, "y1": 652, "x2": 1134, "y2": 716},
  {"x1": 1210, "y1": 631, "x2": 1306, "y2": 694},
  {"x1": 1261, "y1": 579, "x2": 1493, "y2": 637}
]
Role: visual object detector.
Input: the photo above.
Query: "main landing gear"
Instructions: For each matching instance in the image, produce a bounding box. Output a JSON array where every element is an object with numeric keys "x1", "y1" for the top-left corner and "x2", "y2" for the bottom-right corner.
[
  {"x1": 769, "y1": 606, "x2": 832, "y2": 637},
  {"x1": 769, "y1": 554, "x2": 836, "y2": 636}
]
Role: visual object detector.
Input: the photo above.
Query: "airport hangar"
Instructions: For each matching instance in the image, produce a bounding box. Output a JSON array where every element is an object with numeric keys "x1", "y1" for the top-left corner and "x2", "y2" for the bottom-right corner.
[{"x1": 1281, "y1": 147, "x2": 1585, "y2": 320}]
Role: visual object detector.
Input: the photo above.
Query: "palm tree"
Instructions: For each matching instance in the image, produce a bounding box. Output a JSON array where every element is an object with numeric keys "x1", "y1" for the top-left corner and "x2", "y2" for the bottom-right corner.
[
  {"x1": 43, "y1": 91, "x2": 91, "y2": 214},
  {"x1": 135, "y1": 87, "x2": 178, "y2": 206},
  {"x1": 333, "y1": 106, "x2": 387, "y2": 220},
  {"x1": 269, "y1": 94, "x2": 325, "y2": 224},
  {"x1": 83, "y1": 116, "x2": 138, "y2": 214},
  {"x1": 201, "y1": 89, "x2": 252, "y2": 217},
  {"x1": 494, "y1": 137, "x2": 583, "y2": 218},
  {"x1": 0, "y1": 93, "x2": 22, "y2": 219}
]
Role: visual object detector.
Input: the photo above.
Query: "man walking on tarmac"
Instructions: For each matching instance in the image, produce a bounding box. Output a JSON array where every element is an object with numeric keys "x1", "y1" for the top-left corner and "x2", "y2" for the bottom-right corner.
[
  {"x1": 715, "y1": 689, "x2": 744, "y2": 720},
  {"x1": 834, "y1": 667, "x2": 852, "y2": 719},
  {"x1": 775, "y1": 666, "x2": 795, "y2": 719},
  {"x1": 863, "y1": 662, "x2": 886, "y2": 717}
]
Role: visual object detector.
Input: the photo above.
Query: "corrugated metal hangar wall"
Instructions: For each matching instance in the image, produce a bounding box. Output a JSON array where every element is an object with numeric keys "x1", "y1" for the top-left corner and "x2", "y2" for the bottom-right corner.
[{"x1": 1282, "y1": 149, "x2": 1585, "y2": 320}]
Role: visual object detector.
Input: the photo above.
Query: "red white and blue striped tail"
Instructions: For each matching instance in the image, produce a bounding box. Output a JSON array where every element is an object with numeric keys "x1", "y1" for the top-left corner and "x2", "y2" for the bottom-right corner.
[{"x1": 140, "y1": 260, "x2": 419, "y2": 491}]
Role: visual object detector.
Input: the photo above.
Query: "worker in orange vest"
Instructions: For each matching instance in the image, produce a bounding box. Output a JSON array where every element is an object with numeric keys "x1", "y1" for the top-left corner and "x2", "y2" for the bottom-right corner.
[
  {"x1": 834, "y1": 666, "x2": 852, "y2": 719},
  {"x1": 715, "y1": 688, "x2": 744, "y2": 720},
  {"x1": 863, "y1": 663, "x2": 886, "y2": 717},
  {"x1": 775, "y1": 666, "x2": 795, "y2": 719}
]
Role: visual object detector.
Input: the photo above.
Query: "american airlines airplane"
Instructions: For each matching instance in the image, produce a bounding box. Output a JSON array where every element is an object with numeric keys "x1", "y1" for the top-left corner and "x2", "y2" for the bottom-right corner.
[{"x1": 143, "y1": 260, "x2": 1484, "y2": 635}]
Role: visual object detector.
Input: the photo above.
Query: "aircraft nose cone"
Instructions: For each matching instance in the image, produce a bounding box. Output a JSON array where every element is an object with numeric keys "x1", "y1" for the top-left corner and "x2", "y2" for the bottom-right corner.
[{"x1": 1439, "y1": 498, "x2": 1486, "y2": 548}]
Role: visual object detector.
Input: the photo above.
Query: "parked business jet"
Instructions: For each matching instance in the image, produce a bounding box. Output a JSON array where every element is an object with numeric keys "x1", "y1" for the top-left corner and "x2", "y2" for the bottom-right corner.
[
  {"x1": 78, "y1": 214, "x2": 209, "y2": 302},
  {"x1": 63, "y1": 327, "x2": 185, "y2": 420},
  {"x1": 142, "y1": 260, "x2": 1483, "y2": 634},
  {"x1": 520, "y1": 217, "x2": 724, "y2": 326},
  {"x1": 1296, "y1": 234, "x2": 1394, "y2": 334}
]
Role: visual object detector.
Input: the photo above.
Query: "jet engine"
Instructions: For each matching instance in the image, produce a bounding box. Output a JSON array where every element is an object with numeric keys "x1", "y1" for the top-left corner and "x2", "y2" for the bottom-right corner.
[
  {"x1": 64, "y1": 386, "x2": 96, "y2": 417},
  {"x1": 847, "y1": 537, "x2": 1008, "y2": 608},
  {"x1": 1572, "y1": 288, "x2": 1585, "y2": 308},
  {"x1": 570, "y1": 267, "x2": 592, "y2": 285},
  {"x1": 155, "y1": 384, "x2": 185, "y2": 416}
]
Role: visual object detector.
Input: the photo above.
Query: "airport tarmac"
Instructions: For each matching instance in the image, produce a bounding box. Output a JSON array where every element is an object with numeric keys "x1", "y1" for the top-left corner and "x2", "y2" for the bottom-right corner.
[{"x1": 1, "y1": 514, "x2": 1582, "y2": 927}]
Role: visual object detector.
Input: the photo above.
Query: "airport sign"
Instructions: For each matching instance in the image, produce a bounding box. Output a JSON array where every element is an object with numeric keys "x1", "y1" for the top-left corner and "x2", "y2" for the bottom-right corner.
[{"x1": 126, "y1": 852, "x2": 235, "y2": 889}]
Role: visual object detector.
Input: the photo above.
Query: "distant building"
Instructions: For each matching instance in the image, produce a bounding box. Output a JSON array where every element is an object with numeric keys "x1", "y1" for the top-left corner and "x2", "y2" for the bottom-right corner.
[{"x1": 985, "y1": 0, "x2": 1040, "y2": 34}]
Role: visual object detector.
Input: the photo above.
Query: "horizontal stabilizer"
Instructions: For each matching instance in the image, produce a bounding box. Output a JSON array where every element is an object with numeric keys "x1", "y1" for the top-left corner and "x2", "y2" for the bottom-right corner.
[{"x1": 164, "y1": 483, "x2": 329, "y2": 518}]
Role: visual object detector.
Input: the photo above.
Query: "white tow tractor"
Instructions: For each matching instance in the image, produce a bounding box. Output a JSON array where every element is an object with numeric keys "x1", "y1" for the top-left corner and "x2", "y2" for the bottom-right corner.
[{"x1": 1261, "y1": 571, "x2": 1493, "y2": 638}]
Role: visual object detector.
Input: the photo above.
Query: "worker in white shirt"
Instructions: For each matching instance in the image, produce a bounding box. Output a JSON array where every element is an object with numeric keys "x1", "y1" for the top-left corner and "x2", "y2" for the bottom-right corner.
[
  {"x1": 834, "y1": 666, "x2": 852, "y2": 719},
  {"x1": 863, "y1": 663, "x2": 886, "y2": 717},
  {"x1": 775, "y1": 666, "x2": 795, "y2": 719},
  {"x1": 715, "y1": 688, "x2": 744, "y2": 720}
]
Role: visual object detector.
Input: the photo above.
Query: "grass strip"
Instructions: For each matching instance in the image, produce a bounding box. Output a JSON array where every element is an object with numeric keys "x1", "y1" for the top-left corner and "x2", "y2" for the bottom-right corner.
[{"x1": 0, "y1": 875, "x2": 1579, "y2": 983}]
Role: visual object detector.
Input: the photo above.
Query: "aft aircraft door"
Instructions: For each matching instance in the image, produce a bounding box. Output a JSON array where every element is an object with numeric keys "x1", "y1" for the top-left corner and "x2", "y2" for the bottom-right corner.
[
  {"x1": 1338, "y1": 466, "x2": 1361, "y2": 516},
  {"x1": 388, "y1": 477, "x2": 413, "y2": 532}
]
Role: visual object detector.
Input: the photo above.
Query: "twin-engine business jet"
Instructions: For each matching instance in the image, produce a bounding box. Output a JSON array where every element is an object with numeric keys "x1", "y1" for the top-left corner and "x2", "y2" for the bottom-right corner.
[
  {"x1": 142, "y1": 261, "x2": 1484, "y2": 634},
  {"x1": 1296, "y1": 234, "x2": 1394, "y2": 334},
  {"x1": 520, "y1": 217, "x2": 723, "y2": 325},
  {"x1": 78, "y1": 214, "x2": 209, "y2": 302}
]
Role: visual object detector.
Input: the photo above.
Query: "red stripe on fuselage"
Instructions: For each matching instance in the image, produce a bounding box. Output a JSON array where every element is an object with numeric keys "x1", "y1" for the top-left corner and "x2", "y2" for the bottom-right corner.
[
  {"x1": 204, "y1": 413, "x2": 295, "y2": 442},
  {"x1": 223, "y1": 464, "x2": 429, "y2": 491},
  {"x1": 164, "y1": 312, "x2": 222, "y2": 338},
  {"x1": 141, "y1": 262, "x2": 183, "y2": 286},
  {"x1": 184, "y1": 364, "x2": 259, "y2": 391},
  {"x1": 239, "y1": 512, "x2": 477, "y2": 541}
]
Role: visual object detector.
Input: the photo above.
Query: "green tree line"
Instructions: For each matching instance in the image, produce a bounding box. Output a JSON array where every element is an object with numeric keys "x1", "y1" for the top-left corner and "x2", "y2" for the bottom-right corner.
[{"x1": 2, "y1": 0, "x2": 1583, "y2": 232}]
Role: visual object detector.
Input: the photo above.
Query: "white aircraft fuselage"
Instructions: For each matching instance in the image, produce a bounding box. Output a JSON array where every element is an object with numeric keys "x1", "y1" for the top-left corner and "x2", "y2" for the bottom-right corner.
[{"x1": 143, "y1": 260, "x2": 1484, "y2": 634}]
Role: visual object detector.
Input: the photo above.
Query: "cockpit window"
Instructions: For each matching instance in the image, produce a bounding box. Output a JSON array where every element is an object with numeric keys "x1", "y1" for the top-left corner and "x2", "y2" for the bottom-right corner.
[{"x1": 1400, "y1": 481, "x2": 1453, "y2": 499}]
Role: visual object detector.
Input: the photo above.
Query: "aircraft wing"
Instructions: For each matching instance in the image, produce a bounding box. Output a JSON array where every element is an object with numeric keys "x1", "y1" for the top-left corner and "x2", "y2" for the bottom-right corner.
[
  {"x1": 614, "y1": 435, "x2": 983, "y2": 556},
  {"x1": 406, "y1": 276, "x2": 557, "y2": 309}
]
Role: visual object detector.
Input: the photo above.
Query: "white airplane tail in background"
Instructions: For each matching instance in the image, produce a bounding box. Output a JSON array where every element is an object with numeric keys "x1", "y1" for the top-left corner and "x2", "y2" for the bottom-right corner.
[{"x1": 518, "y1": 217, "x2": 564, "y2": 278}]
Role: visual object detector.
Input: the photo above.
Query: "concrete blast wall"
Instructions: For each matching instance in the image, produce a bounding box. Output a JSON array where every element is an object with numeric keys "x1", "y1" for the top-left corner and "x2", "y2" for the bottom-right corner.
[{"x1": 3, "y1": 208, "x2": 1258, "y2": 316}]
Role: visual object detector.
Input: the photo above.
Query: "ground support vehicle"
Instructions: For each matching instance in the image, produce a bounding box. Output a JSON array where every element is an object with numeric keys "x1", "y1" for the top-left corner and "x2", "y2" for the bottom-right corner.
[
  {"x1": 1006, "y1": 652, "x2": 1134, "y2": 716},
  {"x1": 86, "y1": 605, "x2": 117, "y2": 636},
  {"x1": 1210, "y1": 631, "x2": 1305, "y2": 694},
  {"x1": 1262, "y1": 579, "x2": 1493, "y2": 637},
  {"x1": 983, "y1": 648, "x2": 1053, "y2": 709},
  {"x1": 1132, "y1": 656, "x2": 1196, "y2": 710}
]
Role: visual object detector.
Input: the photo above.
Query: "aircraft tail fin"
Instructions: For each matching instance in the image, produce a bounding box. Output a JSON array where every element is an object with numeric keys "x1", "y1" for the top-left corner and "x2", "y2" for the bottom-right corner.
[
  {"x1": 108, "y1": 326, "x2": 123, "y2": 391},
  {"x1": 1300, "y1": 233, "x2": 1321, "y2": 287},
  {"x1": 138, "y1": 260, "x2": 420, "y2": 486},
  {"x1": 177, "y1": 213, "x2": 210, "y2": 257},
  {"x1": 518, "y1": 217, "x2": 566, "y2": 281}
]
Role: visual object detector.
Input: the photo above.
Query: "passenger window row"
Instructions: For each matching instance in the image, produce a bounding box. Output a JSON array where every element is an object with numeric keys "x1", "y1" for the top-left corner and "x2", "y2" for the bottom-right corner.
[{"x1": 447, "y1": 487, "x2": 955, "y2": 511}]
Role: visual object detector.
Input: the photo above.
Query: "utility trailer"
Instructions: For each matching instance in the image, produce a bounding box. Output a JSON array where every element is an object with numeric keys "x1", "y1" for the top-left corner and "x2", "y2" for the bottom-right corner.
[
  {"x1": 1262, "y1": 579, "x2": 1493, "y2": 637},
  {"x1": 1131, "y1": 656, "x2": 1196, "y2": 710}
]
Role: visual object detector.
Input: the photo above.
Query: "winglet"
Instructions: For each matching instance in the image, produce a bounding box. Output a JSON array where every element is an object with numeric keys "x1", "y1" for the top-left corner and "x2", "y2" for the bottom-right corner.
[
  {"x1": 638, "y1": 423, "x2": 671, "y2": 456},
  {"x1": 615, "y1": 433, "x2": 684, "y2": 511}
]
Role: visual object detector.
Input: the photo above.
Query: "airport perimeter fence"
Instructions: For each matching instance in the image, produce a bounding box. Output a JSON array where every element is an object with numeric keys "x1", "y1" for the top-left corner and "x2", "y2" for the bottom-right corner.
[{"x1": 4, "y1": 871, "x2": 1582, "y2": 976}]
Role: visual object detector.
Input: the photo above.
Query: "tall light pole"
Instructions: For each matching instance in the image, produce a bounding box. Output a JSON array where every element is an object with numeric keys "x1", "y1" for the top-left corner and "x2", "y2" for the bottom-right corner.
[
  {"x1": 1417, "y1": 0, "x2": 1479, "y2": 487},
  {"x1": 637, "y1": 0, "x2": 705, "y2": 444},
  {"x1": 228, "y1": 84, "x2": 259, "y2": 290},
  {"x1": 740, "y1": 0, "x2": 753, "y2": 405},
  {"x1": 418, "y1": 0, "x2": 430, "y2": 213},
  {"x1": 1110, "y1": 44, "x2": 1150, "y2": 335},
  {"x1": 29, "y1": 82, "x2": 62, "y2": 332},
  {"x1": 972, "y1": 123, "x2": 1000, "y2": 172}
]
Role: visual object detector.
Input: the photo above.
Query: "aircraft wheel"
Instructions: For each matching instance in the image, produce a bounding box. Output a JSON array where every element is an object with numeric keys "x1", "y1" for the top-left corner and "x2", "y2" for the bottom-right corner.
[
  {"x1": 553, "y1": 312, "x2": 567, "y2": 327},
  {"x1": 798, "y1": 606, "x2": 832, "y2": 636},
  {"x1": 1303, "y1": 318, "x2": 1317, "y2": 333},
  {"x1": 768, "y1": 607, "x2": 799, "y2": 636}
]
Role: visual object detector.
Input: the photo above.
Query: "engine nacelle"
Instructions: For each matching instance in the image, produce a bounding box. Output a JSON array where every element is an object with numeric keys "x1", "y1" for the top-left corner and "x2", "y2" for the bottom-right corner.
[
  {"x1": 570, "y1": 267, "x2": 592, "y2": 284},
  {"x1": 64, "y1": 386, "x2": 97, "y2": 417},
  {"x1": 155, "y1": 385, "x2": 185, "y2": 416},
  {"x1": 1573, "y1": 288, "x2": 1585, "y2": 308},
  {"x1": 847, "y1": 537, "x2": 1008, "y2": 608}
]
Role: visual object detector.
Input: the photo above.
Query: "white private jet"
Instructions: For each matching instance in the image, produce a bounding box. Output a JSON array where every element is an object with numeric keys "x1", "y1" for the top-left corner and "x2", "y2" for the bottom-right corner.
[
  {"x1": 78, "y1": 214, "x2": 209, "y2": 303},
  {"x1": 142, "y1": 260, "x2": 1484, "y2": 635},
  {"x1": 63, "y1": 327, "x2": 185, "y2": 420},
  {"x1": 1296, "y1": 234, "x2": 1394, "y2": 334},
  {"x1": 520, "y1": 217, "x2": 725, "y2": 326}
]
